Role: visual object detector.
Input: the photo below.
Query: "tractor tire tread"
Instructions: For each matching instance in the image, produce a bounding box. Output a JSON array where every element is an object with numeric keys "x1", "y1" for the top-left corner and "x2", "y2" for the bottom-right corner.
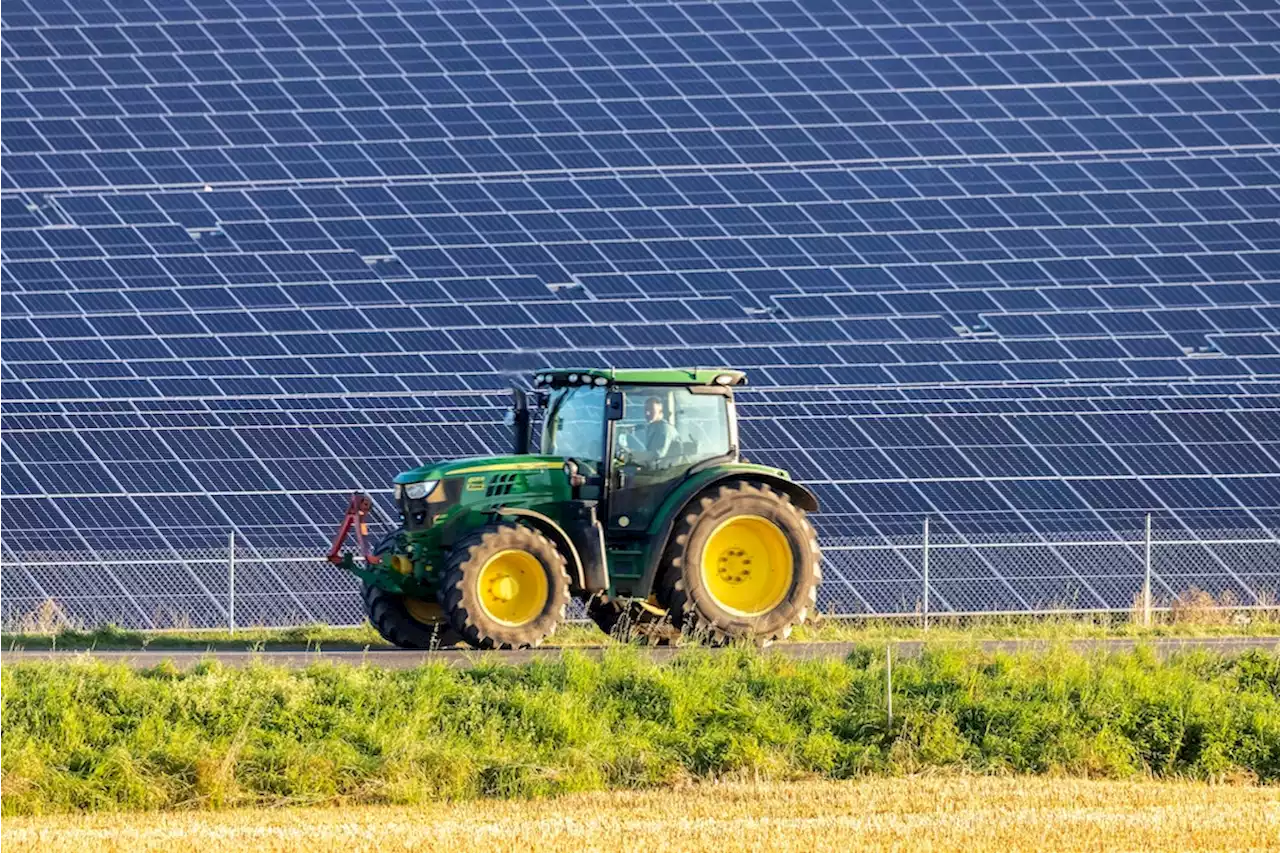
[
  {"x1": 361, "y1": 532, "x2": 463, "y2": 650},
  {"x1": 440, "y1": 523, "x2": 571, "y2": 650},
  {"x1": 657, "y1": 481, "x2": 820, "y2": 646}
]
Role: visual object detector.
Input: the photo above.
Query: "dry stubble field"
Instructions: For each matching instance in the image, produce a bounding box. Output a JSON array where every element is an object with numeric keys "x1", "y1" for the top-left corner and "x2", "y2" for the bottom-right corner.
[{"x1": 4, "y1": 776, "x2": 1278, "y2": 853}]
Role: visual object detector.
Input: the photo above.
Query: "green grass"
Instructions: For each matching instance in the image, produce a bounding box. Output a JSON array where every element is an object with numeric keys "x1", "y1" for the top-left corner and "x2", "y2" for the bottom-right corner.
[
  {"x1": 3, "y1": 622, "x2": 393, "y2": 652},
  {"x1": 4, "y1": 644, "x2": 1279, "y2": 814},
  {"x1": 5, "y1": 608, "x2": 1280, "y2": 652}
]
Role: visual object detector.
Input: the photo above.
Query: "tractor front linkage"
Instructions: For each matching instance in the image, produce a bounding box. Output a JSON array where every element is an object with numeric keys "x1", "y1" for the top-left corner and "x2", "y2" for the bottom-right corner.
[{"x1": 326, "y1": 491, "x2": 382, "y2": 571}]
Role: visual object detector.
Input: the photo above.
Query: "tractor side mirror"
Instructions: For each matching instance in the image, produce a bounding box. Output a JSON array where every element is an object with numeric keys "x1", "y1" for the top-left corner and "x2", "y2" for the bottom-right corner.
[
  {"x1": 605, "y1": 390, "x2": 625, "y2": 421},
  {"x1": 511, "y1": 387, "x2": 531, "y2": 455}
]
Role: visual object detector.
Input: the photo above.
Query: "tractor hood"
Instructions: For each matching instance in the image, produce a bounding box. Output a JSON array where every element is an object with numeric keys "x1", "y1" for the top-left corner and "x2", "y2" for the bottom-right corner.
[{"x1": 393, "y1": 455, "x2": 566, "y2": 485}]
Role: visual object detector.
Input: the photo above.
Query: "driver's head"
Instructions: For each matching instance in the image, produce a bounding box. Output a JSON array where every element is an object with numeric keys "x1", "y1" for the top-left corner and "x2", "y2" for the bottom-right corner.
[{"x1": 644, "y1": 397, "x2": 664, "y2": 423}]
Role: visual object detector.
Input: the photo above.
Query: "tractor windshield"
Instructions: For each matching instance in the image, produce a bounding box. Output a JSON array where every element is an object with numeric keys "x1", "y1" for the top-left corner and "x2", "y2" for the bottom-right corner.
[{"x1": 541, "y1": 385, "x2": 605, "y2": 462}]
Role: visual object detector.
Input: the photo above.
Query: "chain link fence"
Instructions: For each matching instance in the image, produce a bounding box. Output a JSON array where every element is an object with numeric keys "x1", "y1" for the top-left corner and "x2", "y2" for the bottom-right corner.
[
  {"x1": 817, "y1": 517, "x2": 1280, "y2": 621},
  {"x1": 3, "y1": 511, "x2": 1278, "y2": 632}
]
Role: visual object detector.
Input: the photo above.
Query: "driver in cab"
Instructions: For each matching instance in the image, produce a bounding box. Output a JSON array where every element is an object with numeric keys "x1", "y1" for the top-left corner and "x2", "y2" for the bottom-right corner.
[{"x1": 625, "y1": 396, "x2": 678, "y2": 467}]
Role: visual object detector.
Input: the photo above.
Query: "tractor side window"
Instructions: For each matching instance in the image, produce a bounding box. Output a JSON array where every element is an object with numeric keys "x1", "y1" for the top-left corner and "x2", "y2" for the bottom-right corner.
[
  {"x1": 541, "y1": 386, "x2": 605, "y2": 462},
  {"x1": 671, "y1": 390, "x2": 731, "y2": 463},
  {"x1": 618, "y1": 386, "x2": 730, "y2": 468}
]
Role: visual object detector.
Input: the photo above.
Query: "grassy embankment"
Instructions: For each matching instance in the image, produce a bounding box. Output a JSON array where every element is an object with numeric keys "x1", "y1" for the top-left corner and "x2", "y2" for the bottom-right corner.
[
  {"x1": 3, "y1": 645, "x2": 1279, "y2": 815},
  {"x1": 4, "y1": 777, "x2": 1278, "y2": 853}
]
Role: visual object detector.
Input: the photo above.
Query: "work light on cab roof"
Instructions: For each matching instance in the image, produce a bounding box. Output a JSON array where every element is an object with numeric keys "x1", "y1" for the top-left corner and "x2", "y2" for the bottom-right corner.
[
  {"x1": 328, "y1": 367, "x2": 818, "y2": 651},
  {"x1": 532, "y1": 367, "x2": 747, "y2": 388}
]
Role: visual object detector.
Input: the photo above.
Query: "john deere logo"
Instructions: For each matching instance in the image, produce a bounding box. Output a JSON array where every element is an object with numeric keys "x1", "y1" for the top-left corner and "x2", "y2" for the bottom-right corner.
[{"x1": 466, "y1": 476, "x2": 485, "y2": 491}]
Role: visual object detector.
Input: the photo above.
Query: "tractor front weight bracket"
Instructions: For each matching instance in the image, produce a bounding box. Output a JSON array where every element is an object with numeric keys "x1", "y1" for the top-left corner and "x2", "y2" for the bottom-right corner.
[{"x1": 327, "y1": 492, "x2": 382, "y2": 568}]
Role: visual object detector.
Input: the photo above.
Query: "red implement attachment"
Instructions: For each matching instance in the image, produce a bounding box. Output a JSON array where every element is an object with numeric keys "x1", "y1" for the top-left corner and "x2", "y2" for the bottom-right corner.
[{"x1": 327, "y1": 492, "x2": 382, "y2": 566}]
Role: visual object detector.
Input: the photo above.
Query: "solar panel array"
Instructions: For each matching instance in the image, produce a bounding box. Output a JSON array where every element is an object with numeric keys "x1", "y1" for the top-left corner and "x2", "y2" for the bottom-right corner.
[{"x1": 2, "y1": 0, "x2": 1279, "y2": 629}]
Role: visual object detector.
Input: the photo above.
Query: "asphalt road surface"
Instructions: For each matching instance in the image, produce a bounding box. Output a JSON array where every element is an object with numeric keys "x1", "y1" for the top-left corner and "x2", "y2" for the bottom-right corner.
[{"x1": 4, "y1": 636, "x2": 1277, "y2": 669}]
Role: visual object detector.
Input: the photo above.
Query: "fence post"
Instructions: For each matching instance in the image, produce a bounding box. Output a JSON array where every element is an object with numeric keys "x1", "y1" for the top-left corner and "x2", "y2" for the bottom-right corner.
[
  {"x1": 228, "y1": 530, "x2": 236, "y2": 635},
  {"x1": 1142, "y1": 514, "x2": 1152, "y2": 628},
  {"x1": 921, "y1": 516, "x2": 930, "y2": 631}
]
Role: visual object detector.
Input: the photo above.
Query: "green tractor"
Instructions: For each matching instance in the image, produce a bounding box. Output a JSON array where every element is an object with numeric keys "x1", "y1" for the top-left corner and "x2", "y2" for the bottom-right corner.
[{"x1": 328, "y1": 368, "x2": 821, "y2": 649}]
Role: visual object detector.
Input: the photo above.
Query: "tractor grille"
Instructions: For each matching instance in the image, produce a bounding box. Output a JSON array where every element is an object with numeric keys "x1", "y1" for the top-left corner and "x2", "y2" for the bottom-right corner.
[{"x1": 485, "y1": 472, "x2": 526, "y2": 498}]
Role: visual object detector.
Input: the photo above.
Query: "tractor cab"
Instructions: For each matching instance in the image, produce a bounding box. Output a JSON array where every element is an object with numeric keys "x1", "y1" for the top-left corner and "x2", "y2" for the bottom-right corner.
[
  {"x1": 536, "y1": 368, "x2": 742, "y2": 532},
  {"x1": 329, "y1": 367, "x2": 820, "y2": 651}
]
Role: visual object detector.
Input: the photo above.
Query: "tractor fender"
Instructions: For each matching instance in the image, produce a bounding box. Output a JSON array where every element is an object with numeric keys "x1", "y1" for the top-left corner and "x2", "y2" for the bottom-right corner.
[
  {"x1": 635, "y1": 468, "x2": 819, "y2": 597},
  {"x1": 493, "y1": 506, "x2": 587, "y2": 591}
]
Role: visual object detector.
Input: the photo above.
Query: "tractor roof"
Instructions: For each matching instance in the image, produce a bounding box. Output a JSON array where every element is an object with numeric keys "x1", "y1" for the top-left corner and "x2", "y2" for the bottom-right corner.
[{"x1": 534, "y1": 367, "x2": 747, "y2": 387}]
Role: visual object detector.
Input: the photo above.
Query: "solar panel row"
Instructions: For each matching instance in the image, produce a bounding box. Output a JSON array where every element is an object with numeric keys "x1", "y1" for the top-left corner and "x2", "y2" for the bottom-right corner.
[{"x1": 2, "y1": 0, "x2": 1278, "y2": 628}]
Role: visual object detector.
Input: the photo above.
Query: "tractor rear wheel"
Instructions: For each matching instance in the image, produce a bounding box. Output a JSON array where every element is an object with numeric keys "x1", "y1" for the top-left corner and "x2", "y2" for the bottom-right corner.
[
  {"x1": 587, "y1": 597, "x2": 678, "y2": 645},
  {"x1": 361, "y1": 532, "x2": 463, "y2": 649},
  {"x1": 658, "y1": 481, "x2": 820, "y2": 644},
  {"x1": 439, "y1": 523, "x2": 571, "y2": 649}
]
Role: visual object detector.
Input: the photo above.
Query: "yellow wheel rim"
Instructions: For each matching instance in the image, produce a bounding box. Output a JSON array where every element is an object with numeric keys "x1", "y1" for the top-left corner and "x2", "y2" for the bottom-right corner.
[
  {"x1": 404, "y1": 597, "x2": 445, "y2": 626},
  {"x1": 700, "y1": 515, "x2": 794, "y2": 617},
  {"x1": 477, "y1": 549, "x2": 549, "y2": 626}
]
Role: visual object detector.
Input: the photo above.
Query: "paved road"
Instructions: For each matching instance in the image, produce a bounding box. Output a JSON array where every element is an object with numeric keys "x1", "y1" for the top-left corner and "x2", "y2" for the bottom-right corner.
[{"x1": 4, "y1": 636, "x2": 1277, "y2": 669}]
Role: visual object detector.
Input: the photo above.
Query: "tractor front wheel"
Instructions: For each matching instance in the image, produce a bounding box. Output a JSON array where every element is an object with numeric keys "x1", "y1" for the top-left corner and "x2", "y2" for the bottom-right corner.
[
  {"x1": 361, "y1": 533, "x2": 463, "y2": 649},
  {"x1": 658, "y1": 481, "x2": 820, "y2": 644},
  {"x1": 440, "y1": 523, "x2": 571, "y2": 649}
]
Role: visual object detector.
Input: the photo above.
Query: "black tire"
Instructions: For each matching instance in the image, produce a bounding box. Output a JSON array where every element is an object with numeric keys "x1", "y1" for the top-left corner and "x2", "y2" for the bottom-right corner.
[
  {"x1": 361, "y1": 532, "x2": 464, "y2": 649},
  {"x1": 439, "y1": 523, "x2": 571, "y2": 649},
  {"x1": 586, "y1": 597, "x2": 678, "y2": 645},
  {"x1": 657, "y1": 481, "x2": 820, "y2": 644}
]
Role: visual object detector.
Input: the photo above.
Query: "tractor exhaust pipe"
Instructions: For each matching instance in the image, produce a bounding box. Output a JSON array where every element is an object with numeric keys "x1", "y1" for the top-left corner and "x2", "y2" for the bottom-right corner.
[{"x1": 511, "y1": 387, "x2": 531, "y2": 455}]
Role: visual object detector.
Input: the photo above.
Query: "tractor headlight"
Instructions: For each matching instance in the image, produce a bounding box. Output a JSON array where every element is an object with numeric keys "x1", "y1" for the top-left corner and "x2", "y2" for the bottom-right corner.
[{"x1": 404, "y1": 480, "x2": 437, "y2": 500}]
